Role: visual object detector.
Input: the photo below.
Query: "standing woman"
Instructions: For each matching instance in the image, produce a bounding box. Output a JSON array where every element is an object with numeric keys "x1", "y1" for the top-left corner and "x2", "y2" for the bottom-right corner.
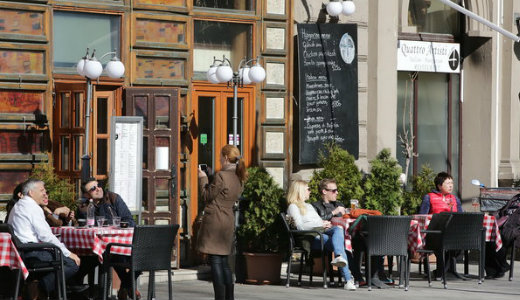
[{"x1": 197, "y1": 145, "x2": 247, "y2": 300}]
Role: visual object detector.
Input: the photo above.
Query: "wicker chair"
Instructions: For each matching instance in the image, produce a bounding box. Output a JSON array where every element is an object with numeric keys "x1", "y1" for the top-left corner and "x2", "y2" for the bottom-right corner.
[
  {"x1": 418, "y1": 212, "x2": 485, "y2": 289},
  {"x1": 0, "y1": 223, "x2": 68, "y2": 300},
  {"x1": 363, "y1": 215, "x2": 412, "y2": 291},
  {"x1": 102, "y1": 224, "x2": 180, "y2": 300},
  {"x1": 280, "y1": 213, "x2": 336, "y2": 288}
]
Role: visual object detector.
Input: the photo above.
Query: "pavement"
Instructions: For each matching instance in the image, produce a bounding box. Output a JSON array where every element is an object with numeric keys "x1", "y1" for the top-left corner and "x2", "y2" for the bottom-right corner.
[{"x1": 134, "y1": 262, "x2": 520, "y2": 300}]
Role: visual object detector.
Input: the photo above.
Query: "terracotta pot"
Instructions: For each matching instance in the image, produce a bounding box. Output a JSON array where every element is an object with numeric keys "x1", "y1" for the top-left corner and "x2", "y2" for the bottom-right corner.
[{"x1": 243, "y1": 252, "x2": 282, "y2": 284}]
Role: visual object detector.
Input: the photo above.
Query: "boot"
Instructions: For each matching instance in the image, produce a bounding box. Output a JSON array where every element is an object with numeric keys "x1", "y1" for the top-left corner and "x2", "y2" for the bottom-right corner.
[
  {"x1": 213, "y1": 283, "x2": 226, "y2": 300},
  {"x1": 225, "y1": 284, "x2": 234, "y2": 300}
]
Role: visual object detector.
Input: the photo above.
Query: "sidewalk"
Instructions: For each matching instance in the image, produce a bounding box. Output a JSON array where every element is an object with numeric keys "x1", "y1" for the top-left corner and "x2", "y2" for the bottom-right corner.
[{"x1": 137, "y1": 262, "x2": 520, "y2": 300}]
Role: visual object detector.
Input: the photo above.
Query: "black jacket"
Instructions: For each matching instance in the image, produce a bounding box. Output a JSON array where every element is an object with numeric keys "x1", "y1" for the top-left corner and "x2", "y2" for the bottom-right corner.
[{"x1": 311, "y1": 200, "x2": 346, "y2": 221}]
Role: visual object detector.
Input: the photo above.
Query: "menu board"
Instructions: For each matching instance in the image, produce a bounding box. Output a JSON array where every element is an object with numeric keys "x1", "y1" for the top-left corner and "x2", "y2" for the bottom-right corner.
[
  {"x1": 110, "y1": 117, "x2": 143, "y2": 213},
  {"x1": 297, "y1": 24, "x2": 358, "y2": 164}
]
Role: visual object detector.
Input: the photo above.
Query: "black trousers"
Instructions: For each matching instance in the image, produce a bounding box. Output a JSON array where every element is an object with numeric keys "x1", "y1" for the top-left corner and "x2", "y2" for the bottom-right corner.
[
  {"x1": 208, "y1": 254, "x2": 234, "y2": 300},
  {"x1": 24, "y1": 250, "x2": 79, "y2": 292},
  {"x1": 485, "y1": 242, "x2": 509, "y2": 276}
]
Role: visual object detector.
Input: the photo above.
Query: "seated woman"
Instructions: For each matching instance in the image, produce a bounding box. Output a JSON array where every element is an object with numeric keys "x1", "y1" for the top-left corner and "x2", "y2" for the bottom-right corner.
[
  {"x1": 4, "y1": 182, "x2": 24, "y2": 223},
  {"x1": 419, "y1": 171, "x2": 463, "y2": 278},
  {"x1": 286, "y1": 180, "x2": 356, "y2": 291},
  {"x1": 41, "y1": 193, "x2": 78, "y2": 227}
]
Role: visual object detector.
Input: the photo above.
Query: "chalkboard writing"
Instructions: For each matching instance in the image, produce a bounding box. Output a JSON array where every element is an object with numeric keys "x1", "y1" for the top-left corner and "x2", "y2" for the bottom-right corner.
[{"x1": 297, "y1": 24, "x2": 358, "y2": 164}]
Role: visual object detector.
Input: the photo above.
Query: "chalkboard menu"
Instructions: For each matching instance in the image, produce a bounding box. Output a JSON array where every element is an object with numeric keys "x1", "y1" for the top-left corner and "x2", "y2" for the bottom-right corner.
[{"x1": 297, "y1": 24, "x2": 358, "y2": 164}]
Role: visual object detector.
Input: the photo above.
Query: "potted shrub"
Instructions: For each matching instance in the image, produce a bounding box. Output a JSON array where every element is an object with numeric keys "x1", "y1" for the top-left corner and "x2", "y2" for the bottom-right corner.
[
  {"x1": 236, "y1": 167, "x2": 287, "y2": 284},
  {"x1": 308, "y1": 142, "x2": 364, "y2": 203},
  {"x1": 362, "y1": 148, "x2": 403, "y2": 215},
  {"x1": 401, "y1": 165, "x2": 436, "y2": 216}
]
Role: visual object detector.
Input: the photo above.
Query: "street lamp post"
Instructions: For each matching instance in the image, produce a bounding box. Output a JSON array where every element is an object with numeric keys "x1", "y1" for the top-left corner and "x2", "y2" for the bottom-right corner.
[
  {"x1": 207, "y1": 55, "x2": 266, "y2": 146},
  {"x1": 76, "y1": 48, "x2": 125, "y2": 181}
]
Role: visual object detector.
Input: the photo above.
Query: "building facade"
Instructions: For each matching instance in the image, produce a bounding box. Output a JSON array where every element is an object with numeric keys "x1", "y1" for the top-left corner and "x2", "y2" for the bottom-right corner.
[{"x1": 0, "y1": 0, "x2": 519, "y2": 267}]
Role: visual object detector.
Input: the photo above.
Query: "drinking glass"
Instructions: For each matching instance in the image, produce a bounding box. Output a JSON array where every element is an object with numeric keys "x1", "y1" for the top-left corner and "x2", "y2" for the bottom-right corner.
[
  {"x1": 96, "y1": 216, "x2": 106, "y2": 227},
  {"x1": 471, "y1": 197, "x2": 480, "y2": 212},
  {"x1": 350, "y1": 199, "x2": 359, "y2": 210},
  {"x1": 112, "y1": 217, "x2": 121, "y2": 227}
]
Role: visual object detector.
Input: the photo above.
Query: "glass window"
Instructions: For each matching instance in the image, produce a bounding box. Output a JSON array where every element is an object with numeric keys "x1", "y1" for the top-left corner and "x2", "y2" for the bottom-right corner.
[
  {"x1": 53, "y1": 11, "x2": 121, "y2": 69},
  {"x1": 407, "y1": 0, "x2": 460, "y2": 36},
  {"x1": 193, "y1": 0, "x2": 254, "y2": 11},
  {"x1": 193, "y1": 21, "x2": 253, "y2": 76}
]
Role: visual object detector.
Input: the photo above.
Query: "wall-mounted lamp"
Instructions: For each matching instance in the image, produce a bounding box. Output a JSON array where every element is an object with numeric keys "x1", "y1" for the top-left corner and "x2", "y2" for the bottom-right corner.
[{"x1": 326, "y1": 0, "x2": 356, "y2": 17}]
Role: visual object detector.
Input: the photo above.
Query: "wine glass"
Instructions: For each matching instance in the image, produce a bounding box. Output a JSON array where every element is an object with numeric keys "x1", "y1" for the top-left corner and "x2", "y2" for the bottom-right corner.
[
  {"x1": 96, "y1": 216, "x2": 106, "y2": 227},
  {"x1": 471, "y1": 197, "x2": 480, "y2": 212}
]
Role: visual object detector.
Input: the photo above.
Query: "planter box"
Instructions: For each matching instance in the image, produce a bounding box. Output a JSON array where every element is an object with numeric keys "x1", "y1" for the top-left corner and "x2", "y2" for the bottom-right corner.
[{"x1": 243, "y1": 252, "x2": 282, "y2": 284}]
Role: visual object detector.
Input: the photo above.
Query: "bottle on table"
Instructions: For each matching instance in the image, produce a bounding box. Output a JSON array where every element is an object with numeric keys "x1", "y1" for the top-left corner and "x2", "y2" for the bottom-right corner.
[{"x1": 87, "y1": 199, "x2": 95, "y2": 227}]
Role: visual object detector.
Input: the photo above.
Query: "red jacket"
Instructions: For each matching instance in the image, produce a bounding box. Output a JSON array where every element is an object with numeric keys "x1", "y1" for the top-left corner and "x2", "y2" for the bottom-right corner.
[{"x1": 427, "y1": 192, "x2": 459, "y2": 214}]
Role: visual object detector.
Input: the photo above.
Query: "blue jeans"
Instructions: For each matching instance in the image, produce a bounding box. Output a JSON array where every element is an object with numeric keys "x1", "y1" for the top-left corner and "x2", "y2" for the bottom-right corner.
[{"x1": 312, "y1": 226, "x2": 352, "y2": 281}]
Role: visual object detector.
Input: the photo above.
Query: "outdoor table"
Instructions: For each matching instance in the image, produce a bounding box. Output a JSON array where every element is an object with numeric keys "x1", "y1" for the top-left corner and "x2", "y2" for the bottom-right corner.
[
  {"x1": 51, "y1": 226, "x2": 133, "y2": 262},
  {"x1": 0, "y1": 232, "x2": 29, "y2": 279},
  {"x1": 408, "y1": 214, "x2": 503, "y2": 254}
]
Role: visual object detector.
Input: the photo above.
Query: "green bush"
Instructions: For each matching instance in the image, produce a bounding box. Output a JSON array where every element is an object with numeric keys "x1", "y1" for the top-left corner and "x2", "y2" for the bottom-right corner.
[
  {"x1": 401, "y1": 165, "x2": 436, "y2": 215},
  {"x1": 308, "y1": 142, "x2": 363, "y2": 204},
  {"x1": 514, "y1": 179, "x2": 520, "y2": 187},
  {"x1": 237, "y1": 167, "x2": 286, "y2": 253},
  {"x1": 362, "y1": 148, "x2": 403, "y2": 215},
  {"x1": 30, "y1": 160, "x2": 76, "y2": 210}
]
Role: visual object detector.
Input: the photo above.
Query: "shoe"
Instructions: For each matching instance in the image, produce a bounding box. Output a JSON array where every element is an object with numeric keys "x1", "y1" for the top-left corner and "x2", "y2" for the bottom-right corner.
[
  {"x1": 370, "y1": 277, "x2": 390, "y2": 289},
  {"x1": 23, "y1": 280, "x2": 40, "y2": 300},
  {"x1": 344, "y1": 279, "x2": 357, "y2": 291},
  {"x1": 331, "y1": 256, "x2": 347, "y2": 268},
  {"x1": 117, "y1": 288, "x2": 128, "y2": 300},
  {"x1": 67, "y1": 284, "x2": 89, "y2": 293}
]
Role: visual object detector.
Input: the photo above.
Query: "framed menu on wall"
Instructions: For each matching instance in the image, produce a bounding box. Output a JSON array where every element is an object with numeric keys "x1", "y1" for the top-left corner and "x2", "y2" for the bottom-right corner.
[
  {"x1": 110, "y1": 116, "x2": 143, "y2": 214},
  {"x1": 297, "y1": 24, "x2": 359, "y2": 164}
]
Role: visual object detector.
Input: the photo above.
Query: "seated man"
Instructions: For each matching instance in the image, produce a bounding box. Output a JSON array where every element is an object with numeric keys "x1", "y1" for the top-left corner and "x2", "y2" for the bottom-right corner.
[
  {"x1": 74, "y1": 178, "x2": 138, "y2": 300},
  {"x1": 8, "y1": 179, "x2": 80, "y2": 299}
]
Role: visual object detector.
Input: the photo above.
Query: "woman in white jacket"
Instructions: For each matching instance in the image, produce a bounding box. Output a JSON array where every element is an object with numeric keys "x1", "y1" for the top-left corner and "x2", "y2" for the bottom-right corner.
[{"x1": 286, "y1": 180, "x2": 356, "y2": 290}]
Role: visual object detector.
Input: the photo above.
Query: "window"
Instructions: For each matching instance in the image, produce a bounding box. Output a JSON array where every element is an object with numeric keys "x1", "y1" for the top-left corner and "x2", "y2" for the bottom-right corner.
[
  {"x1": 193, "y1": 0, "x2": 254, "y2": 11},
  {"x1": 193, "y1": 20, "x2": 253, "y2": 78},
  {"x1": 396, "y1": 72, "x2": 460, "y2": 180},
  {"x1": 407, "y1": 0, "x2": 460, "y2": 36},
  {"x1": 53, "y1": 11, "x2": 121, "y2": 71}
]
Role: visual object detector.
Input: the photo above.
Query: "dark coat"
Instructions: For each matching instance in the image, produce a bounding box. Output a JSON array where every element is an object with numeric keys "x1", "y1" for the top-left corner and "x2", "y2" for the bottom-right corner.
[
  {"x1": 311, "y1": 200, "x2": 346, "y2": 221},
  {"x1": 77, "y1": 191, "x2": 135, "y2": 227},
  {"x1": 197, "y1": 165, "x2": 242, "y2": 255},
  {"x1": 497, "y1": 194, "x2": 520, "y2": 248}
]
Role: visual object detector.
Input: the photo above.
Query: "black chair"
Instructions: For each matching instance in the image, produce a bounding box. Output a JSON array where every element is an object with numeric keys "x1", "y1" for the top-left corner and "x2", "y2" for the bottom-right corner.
[
  {"x1": 280, "y1": 213, "x2": 340, "y2": 288},
  {"x1": 363, "y1": 215, "x2": 412, "y2": 291},
  {"x1": 0, "y1": 223, "x2": 68, "y2": 300},
  {"x1": 418, "y1": 212, "x2": 485, "y2": 289},
  {"x1": 102, "y1": 224, "x2": 180, "y2": 300}
]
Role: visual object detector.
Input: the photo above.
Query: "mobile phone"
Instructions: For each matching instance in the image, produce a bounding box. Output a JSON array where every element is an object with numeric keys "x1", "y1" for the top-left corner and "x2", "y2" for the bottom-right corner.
[{"x1": 199, "y1": 164, "x2": 208, "y2": 171}]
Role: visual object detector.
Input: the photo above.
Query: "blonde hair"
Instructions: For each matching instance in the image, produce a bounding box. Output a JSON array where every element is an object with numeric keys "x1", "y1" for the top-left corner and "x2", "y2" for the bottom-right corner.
[
  {"x1": 221, "y1": 145, "x2": 248, "y2": 183},
  {"x1": 287, "y1": 180, "x2": 309, "y2": 215}
]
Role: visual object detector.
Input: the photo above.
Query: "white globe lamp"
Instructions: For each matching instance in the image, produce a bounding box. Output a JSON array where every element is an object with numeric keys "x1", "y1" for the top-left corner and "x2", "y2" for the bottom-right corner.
[
  {"x1": 248, "y1": 63, "x2": 266, "y2": 83},
  {"x1": 76, "y1": 58, "x2": 87, "y2": 76},
  {"x1": 106, "y1": 58, "x2": 125, "y2": 79},
  {"x1": 216, "y1": 63, "x2": 233, "y2": 82},
  {"x1": 84, "y1": 58, "x2": 103, "y2": 79},
  {"x1": 207, "y1": 64, "x2": 220, "y2": 83},
  {"x1": 239, "y1": 67, "x2": 252, "y2": 84},
  {"x1": 326, "y1": 1, "x2": 343, "y2": 17},
  {"x1": 342, "y1": 1, "x2": 356, "y2": 16}
]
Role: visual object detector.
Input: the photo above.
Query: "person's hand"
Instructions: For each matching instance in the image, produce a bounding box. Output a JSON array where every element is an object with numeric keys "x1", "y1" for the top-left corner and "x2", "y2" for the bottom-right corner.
[
  {"x1": 334, "y1": 206, "x2": 346, "y2": 215},
  {"x1": 198, "y1": 167, "x2": 207, "y2": 179},
  {"x1": 43, "y1": 206, "x2": 53, "y2": 214},
  {"x1": 322, "y1": 220, "x2": 332, "y2": 229},
  {"x1": 54, "y1": 206, "x2": 70, "y2": 215},
  {"x1": 69, "y1": 253, "x2": 81, "y2": 266}
]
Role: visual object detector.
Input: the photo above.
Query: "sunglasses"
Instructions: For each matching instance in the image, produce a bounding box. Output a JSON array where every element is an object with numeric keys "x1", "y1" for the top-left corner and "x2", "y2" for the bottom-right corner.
[
  {"x1": 324, "y1": 188, "x2": 338, "y2": 193},
  {"x1": 88, "y1": 185, "x2": 100, "y2": 193}
]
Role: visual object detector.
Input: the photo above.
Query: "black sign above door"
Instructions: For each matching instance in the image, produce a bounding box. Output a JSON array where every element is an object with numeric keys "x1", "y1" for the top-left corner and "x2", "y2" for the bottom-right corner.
[{"x1": 297, "y1": 24, "x2": 359, "y2": 164}]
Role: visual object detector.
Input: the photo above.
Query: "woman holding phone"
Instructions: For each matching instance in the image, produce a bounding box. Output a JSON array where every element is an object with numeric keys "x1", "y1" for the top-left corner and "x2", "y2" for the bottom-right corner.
[{"x1": 197, "y1": 145, "x2": 247, "y2": 300}]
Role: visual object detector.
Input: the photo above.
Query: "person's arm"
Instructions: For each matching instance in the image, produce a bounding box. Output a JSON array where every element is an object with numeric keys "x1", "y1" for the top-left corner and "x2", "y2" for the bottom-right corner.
[
  {"x1": 113, "y1": 194, "x2": 135, "y2": 227},
  {"x1": 43, "y1": 207, "x2": 63, "y2": 227},
  {"x1": 32, "y1": 207, "x2": 71, "y2": 257},
  {"x1": 455, "y1": 196, "x2": 463, "y2": 212},
  {"x1": 287, "y1": 204, "x2": 305, "y2": 230},
  {"x1": 199, "y1": 172, "x2": 226, "y2": 205},
  {"x1": 419, "y1": 194, "x2": 431, "y2": 214}
]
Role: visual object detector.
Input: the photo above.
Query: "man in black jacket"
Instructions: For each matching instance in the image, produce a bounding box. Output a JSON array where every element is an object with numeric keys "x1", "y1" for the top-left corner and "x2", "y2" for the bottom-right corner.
[{"x1": 311, "y1": 178, "x2": 347, "y2": 219}]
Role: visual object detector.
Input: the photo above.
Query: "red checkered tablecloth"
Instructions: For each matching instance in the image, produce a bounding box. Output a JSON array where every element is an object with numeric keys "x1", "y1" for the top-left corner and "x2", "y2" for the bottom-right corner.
[
  {"x1": 51, "y1": 227, "x2": 133, "y2": 262},
  {"x1": 408, "y1": 214, "x2": 502, "y2": 254},
  {"x1": 0, "y1": 233, "x2": 29, "y2": 279},
  {"x1": 330, "y1": 217, "x2": 357, "y2": 252}
]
